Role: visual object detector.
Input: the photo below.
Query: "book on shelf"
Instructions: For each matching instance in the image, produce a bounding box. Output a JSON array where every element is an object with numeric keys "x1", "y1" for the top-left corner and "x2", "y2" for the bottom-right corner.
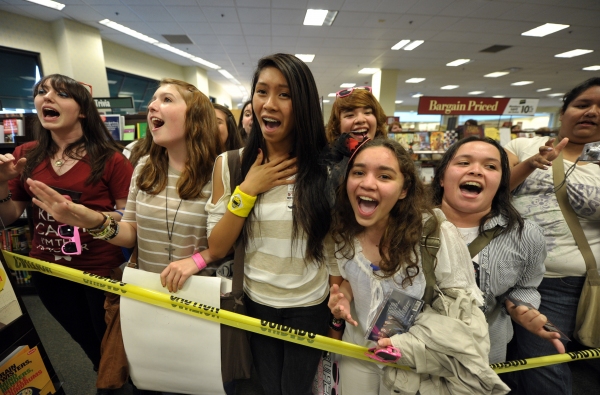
[
  {"x1": 102, "y1": 114, "x2": 124, "y2": 140},
  {"x1": 365, "y1": 289, "x2": 424, "y2": 341},
  {"x1": 0, "y1": 262, "x2": 23, "y2": 327},
  {"x1": 416, "y1": 132, "x2": 430, "y2": 151},
  {"x1": 430, "y1": 132, "x2": 445, "y2": 151},
  {"x1": 136, "y1": 122, "x2": 148, "y2": 139},
  {"x1": 123, "y1": 125, "x2": 136, "y2": 141},
  {"x1": 2, "y1": 119, "x2": 24, "y2": 143},
  {"x1": 0, "y1": 345, "x2": 56, "y2": 395}
]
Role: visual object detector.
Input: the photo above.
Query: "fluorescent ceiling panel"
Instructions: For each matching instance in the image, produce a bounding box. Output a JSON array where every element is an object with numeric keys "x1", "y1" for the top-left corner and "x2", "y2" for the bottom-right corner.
[
  {"x1": 555, "y1": 49, "x2": 593, "y2": 58},
  {"x1": 522, "y1": 23, "x2": 569, "y2": 37}
]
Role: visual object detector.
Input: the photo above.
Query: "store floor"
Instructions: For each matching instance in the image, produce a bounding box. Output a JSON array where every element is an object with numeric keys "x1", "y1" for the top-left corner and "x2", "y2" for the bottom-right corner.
[{"x1": 22, "y1": 294, "x2": 598, "y2": 395}]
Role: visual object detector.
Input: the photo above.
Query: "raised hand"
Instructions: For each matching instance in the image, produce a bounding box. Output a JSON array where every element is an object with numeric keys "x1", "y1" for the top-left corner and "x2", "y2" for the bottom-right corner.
[
  {"x1": 239, "y1": 149, "x2": 297, "y2": 196},
  {"x1": 0, "y1": 154, "x2": 26, "y2": 183},
  {"x1": 526, "y1": 137, "x2": 568, "y2": 170},
  {"x1": 26, "y1": 178, "x2": 104, "y2": 229}
]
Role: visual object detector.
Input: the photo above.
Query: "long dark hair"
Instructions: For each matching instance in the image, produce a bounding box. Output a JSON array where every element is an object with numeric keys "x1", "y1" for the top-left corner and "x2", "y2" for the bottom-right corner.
[
  {"x1": 431, "y1": 136, "x2": 524, "y2": 235},
  {"x1": 242, "y1": 53, "x2": 330, "y2": 265},
  {"x1": 213, "y1": 103, "x2": 243, "y2": 151},
  {"x1": 137, "y1": 79, "x2": 220, "y2": 199},
  {"x1": 561, "y1": 77, "x2": 600, "y2": 113},
  {"x1": 331, "y1": 138, "x2": 434, "y2": 286},
  {"x1": 24, "y1": 74, "x2": 124, "y2": 184}
]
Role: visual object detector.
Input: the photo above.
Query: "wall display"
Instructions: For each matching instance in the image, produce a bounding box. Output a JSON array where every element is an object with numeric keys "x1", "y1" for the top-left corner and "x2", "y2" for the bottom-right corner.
[{"x1": 418, "y1": 96, "x2": 539, "y2": 116}]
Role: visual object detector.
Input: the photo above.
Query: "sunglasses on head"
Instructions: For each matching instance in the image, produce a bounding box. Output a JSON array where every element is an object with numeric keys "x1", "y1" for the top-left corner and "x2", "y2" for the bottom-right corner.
[
  {"x1": 58, "y1": 224, "x2": 82, "y2": 255},
  {"x1": 78, "y1": 81, "x2": 93, "y2": 97},
  {"x1": 336, "y1": 86, "x2": 372, "y2": 98}
]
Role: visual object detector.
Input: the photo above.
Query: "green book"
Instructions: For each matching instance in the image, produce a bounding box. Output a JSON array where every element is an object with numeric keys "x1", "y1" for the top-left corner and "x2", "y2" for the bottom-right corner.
[{"x1": 137, "y1": 122, "x2": 147, "y2": 139}]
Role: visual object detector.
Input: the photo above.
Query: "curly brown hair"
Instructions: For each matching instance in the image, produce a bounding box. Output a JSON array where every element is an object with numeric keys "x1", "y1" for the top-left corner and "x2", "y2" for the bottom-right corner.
[
  {"x1": 326, "y1": 89, "x2": 388, "y2": 143},
  {"x1": 331, "y1": 138, "x2": 435, "y2": 286}
]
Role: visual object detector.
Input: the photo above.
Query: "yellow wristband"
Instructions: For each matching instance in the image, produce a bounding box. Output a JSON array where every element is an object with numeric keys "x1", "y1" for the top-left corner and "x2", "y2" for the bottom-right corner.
[{"x1": 227, "y1": 186, "x2": 257, "y2": 218}]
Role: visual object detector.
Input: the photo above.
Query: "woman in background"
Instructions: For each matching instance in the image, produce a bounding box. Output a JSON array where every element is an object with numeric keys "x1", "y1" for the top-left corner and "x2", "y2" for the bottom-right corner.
[
  {"x1": 237, "y1": 100, "x2": 252, "y2": 142},
  {"x1": 326, "y1": 86, "x2": 388, "y2": 143},
  {"x1": 214, "y1": 103, "x2": 243, "y2": 151}
]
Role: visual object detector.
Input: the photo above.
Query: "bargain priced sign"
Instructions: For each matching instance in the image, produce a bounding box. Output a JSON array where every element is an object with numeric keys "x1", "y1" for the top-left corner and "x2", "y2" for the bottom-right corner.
[{"x1": 418, "y1": 96, "x2": 539, "y2": 115}]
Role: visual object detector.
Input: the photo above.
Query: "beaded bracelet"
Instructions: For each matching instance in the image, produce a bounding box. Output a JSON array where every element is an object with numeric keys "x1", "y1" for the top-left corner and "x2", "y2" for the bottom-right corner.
[
  {"x1": 87, "y1": 212, "x2": 110, "y2": 232},
  {"x1": 88, "y1": 214, "x2": 118, "y2": 240},
  {"x1": 0, "y1": 192, "x2": 12, "y2": 204},
  {"x1": 227, "y1": 186, "x2": 257, "y2": 218},
  {"x1": 191, "y1": 253, "x2": 207, "y2": 271}
]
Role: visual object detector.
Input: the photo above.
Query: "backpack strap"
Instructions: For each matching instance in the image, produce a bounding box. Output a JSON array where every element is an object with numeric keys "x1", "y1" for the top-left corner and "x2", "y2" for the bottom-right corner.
[
  {"x1": 420, "y1": 215, "x2": 440, "y2": 306},
  {"x1": 226, "y1": 150, "x2": 244, "y2": 295}
]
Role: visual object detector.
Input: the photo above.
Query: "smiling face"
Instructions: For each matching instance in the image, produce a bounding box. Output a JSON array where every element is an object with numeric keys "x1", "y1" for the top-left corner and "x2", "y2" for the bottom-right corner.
[
  {"x1": 440, "y1": 141, "x2": 502, "y2": 224},
  {"x1": 252, "y1": 66, "x2": 294, "y2": 149},
  {"x1": 147, "y1": 84, "x2": 188, "y2": 149},
  {"x1": 340, "y1": 106, "x2": 377, "y2": 141},
  {"x1": 242, "y1": 102, "x2": 253, "y2": 134},
  {"x1": 34, "y1": 80, "x2": 84, "y2": 135},
  {"x1": 559, "y1": 85, "x2": 600, "y2": 144},
  {"x1": 346, "y1": 146, "x2": 408, "y2": 232}
]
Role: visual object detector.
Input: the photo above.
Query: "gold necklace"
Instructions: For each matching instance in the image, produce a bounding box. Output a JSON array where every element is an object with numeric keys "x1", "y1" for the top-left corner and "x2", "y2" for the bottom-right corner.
[{"x1": 55, "y1": 159, "x2": 65, "y2": 167}]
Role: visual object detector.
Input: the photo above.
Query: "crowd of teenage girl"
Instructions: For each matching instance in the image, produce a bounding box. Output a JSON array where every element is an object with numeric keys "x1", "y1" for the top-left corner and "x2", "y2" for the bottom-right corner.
[{"x1": 0, "y1": 53, "x2": 598, "y2": 395}]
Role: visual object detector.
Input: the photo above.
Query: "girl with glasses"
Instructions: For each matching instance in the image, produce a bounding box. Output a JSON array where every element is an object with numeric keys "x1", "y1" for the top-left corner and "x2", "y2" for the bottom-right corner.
[{"x1": 0, "y1": 74, "x2": 134, "y2": 393}]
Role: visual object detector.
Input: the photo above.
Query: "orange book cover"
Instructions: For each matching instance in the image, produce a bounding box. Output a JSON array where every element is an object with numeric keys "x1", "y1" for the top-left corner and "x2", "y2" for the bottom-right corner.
[{"x1": 0, "y1": 346, "x2": 56, "y2": 395}]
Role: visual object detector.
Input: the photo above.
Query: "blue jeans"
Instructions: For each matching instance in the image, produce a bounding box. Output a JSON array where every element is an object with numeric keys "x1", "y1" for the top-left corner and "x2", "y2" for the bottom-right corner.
[
  {"x1": 512, "y1": 276, "x2": 585, "y2": 395},
  {"x1": 245, "y1": 296, "x2": 330, "y2": 395}
]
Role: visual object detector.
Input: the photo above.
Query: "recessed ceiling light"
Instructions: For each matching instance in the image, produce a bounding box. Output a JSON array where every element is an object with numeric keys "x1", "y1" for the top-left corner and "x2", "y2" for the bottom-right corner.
[
  {"x1": 322, "y1": 99, "x2": 330, "y2": 103},
  {"x1": 412, "y1": 93, "x2": 424, "y2": 98},
  {"x1": 468, "y1": 91, "x2": 485, "y2": 95},
  {"x1": 555, "y1": 49, "x2": 593, "y2": 58},
  {"x1": 395, "y1": 100, "x2": 403, "y2": 104},
  {"x1": 404, "y1": 40, "x2": 424, "y2": 51},
  {"x1": 99, "y1": 19, "x2": 221, "y2": 69},
  {"x1": 521, "y1": 23, "x2": 569, "y2": 37},
  {"x1": 25, "y1": 0, "x2": 65, "y2": 11},
  {"x1": 441, "y1": 85, "x2": 459, "y2": 90},
  {"x1": 511, "y1": 81, "x2": 534, "y2": 86},
  {"x1": 340, "y1": 83, "x2": 355, "y2": 88},
  {"x1": 446, "y1": 59, "x2": 470, "y2": 67},
  {"x1": 358, "y1": 68, "x2": 380, "y2": 74},
  {"x1": 328, "y1": 93, "x2": 336, "y2": 97},
  {"x1": 303, "y1": 9, "x2": 337, "y2": 26},
  {"x1": 218, "y1": 69, "x2": 234, "y2": 79},
  {"x1": 295, "y1": 54, "x2": 315, "y2": 62},
  {"x1": 536, "y1": 88, "x2": 551, "y2": 92},
  {"x1": 583, "y1": 65, "x2": 600, "y2": 71},
  {"x1": 493, "y1": 95, "x2": 505, "y2": 98},
  {"x1": 548, "y1": 93, "x2": 564, "y2": 97},
  {"x1": 391, "y1": 40, "x2": 410, "y2": 50},
  {"x1": 485, "y1": 71, "x2": 509, "y2": 78},
  {"x1": 406, "y1": 78, "x2": 425, "y2": 83}
]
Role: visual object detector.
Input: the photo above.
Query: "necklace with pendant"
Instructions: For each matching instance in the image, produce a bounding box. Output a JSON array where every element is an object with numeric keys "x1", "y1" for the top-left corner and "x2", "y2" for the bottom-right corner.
[
  {"x1": 55, "y1": 159, "x2": 65, "y2": 167},
  {"x1": 165, "y1": 185, "x2": 183, "y2": 262}
]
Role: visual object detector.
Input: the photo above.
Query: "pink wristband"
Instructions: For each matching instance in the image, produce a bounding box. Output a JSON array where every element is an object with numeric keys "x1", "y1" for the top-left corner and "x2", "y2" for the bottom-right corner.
[{"x1": 191, "y1": 253, "x2": 207, "y2": 271}]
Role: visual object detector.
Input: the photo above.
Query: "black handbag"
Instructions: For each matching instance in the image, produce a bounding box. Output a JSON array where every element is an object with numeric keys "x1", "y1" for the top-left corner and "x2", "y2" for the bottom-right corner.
[{"x1": 219, "y1": 149, "x2": 253, "y2": 382}]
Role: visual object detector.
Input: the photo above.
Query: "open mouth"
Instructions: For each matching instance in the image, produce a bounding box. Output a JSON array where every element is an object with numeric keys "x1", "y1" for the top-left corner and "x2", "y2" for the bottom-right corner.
[
  {"x1": 350, "y1": 130, "x2": 368, "y2": 141},
  {"x1": 577, "y1": 120, "x2": 598, "y2": 126},
  {"x1": 151, "y1": 117, "x2": 165, "y2": 128},
  {"x1": 263, "y1": 117, "x2": 281, "y2": 130},
  {"x1": 42, "y1": 108, "x2": 60, "y2": 118},
  {"x1": 357, "y1": 196, "x2": 379, "y2": 215},
  {"x1": 460, "y1": 181, "x2": 483, "y2": 197}
]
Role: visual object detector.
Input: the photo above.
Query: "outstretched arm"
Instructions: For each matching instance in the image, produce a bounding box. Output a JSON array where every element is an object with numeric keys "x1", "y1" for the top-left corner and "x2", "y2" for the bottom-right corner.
[
  {"x1": 0, "y1": 153, "x2": 28, "y2": 225},
  {"x1": 506, "y1": 137, "x2": 568, "y2": 191}
]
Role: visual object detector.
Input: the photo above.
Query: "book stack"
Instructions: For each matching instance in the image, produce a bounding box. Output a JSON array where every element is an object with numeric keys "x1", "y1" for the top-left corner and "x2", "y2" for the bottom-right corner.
[{"x1": 0, "y1": 346, "x2": 56, "y2": 395}]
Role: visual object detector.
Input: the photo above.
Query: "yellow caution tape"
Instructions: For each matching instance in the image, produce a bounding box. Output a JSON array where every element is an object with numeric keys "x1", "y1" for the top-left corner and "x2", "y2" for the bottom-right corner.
[{"x1": 4, "y1": 251, "x2": 600, "y2": 374}]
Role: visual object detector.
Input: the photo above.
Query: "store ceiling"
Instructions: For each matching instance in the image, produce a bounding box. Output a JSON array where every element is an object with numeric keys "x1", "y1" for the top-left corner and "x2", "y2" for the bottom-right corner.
[{"x1": 1, "y1": 0, "x2": 600, "y2": 109}]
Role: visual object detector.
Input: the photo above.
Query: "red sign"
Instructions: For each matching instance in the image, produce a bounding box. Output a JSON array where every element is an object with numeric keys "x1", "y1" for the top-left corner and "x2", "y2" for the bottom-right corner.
[{"x1": 417, "y1": 96, "x2": 539, "y2": 115}]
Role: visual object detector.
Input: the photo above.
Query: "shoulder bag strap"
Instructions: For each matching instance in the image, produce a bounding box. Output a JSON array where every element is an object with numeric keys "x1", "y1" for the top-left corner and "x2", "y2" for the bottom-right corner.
[
  {"x1": 421, "y1": 215, "x2": 440, "y2": 305},
  {"x1": 226, "y1": 150, "x2": 245, "y2": 294},
  {"x1": 552, "y1": 149, "x2": 597, "y2": 271},
  {"x1": 468, "y1": 225, "x2": 503, "y2": 258}
]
